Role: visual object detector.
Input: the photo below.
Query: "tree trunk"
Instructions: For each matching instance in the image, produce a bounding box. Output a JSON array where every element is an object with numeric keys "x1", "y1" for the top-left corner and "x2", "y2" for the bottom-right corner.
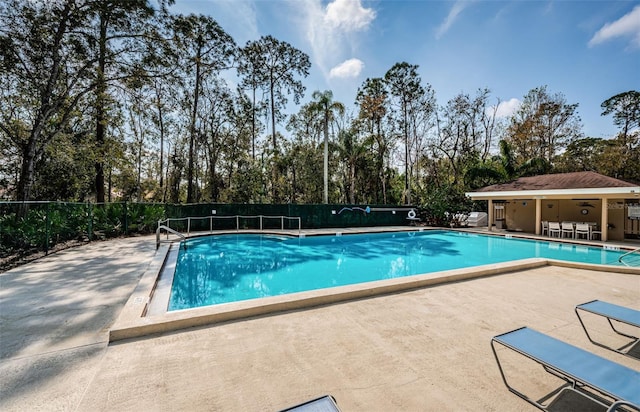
[
  {"x1": 404, "y1": 103, "x2": 410, "y2": 205},
  {"x1": 107, "y1": 165, "x2": 112, "y2": 202},
  {"x1": 376, "y1": 119, "x2": 387, "y2": 204},
  {"x1": 95, "y1": 9, "x2": 108, "y2": 203},
  {"x1": 136, "y1": 134, "x2": 143, "y2": 202},
  {"x1": 323, "y1": 110, "x2": 329, "y2": 204},
  {"x1": 291, "y1": 166, "x2": 296, "y2": 203},
  {"x1": 270, "y1": 72, "x2": 276, "y2": 151},
  {"x1": 155, "y1": 82, "x2": 165, "y2": 197},
  {"x1": 207, "y1": 132, "x2": 220, "y2": 202},
  {"x1": 349, "y1": 160, "x2": 356, "y2": 204},
  {"x1": 187, "y1": 37, "x2": 202, "y2": 203},
  {"x1": 16, "y1": 136, "x2": 38, "y2": 216},
  {"x1": 252, "y1": 84, "x2": 256, "y2": 160},
  {"x1": 269, "y1": 72, "x2": 278, "y2": 202},
  {"x1": 163, "y1": 142, "x2": 171, "y2": 202},
  {"x1": 169, "y1": 148, "x2": 182, "y2": 204}
]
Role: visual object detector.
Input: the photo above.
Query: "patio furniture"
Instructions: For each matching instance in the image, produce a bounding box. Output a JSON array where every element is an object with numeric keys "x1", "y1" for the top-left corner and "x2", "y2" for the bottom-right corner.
[
  {"x1": 591, "y1": 227, "x2": 602, "y2": 240},
  {"x1": 541, "y1": 221, "x2": 549, "y2": 236},
  {"x1": 561, "y1": 222, "x2": 575, "y2": 238},
  {"x1": 575, "y1": 300, "x2": 640, "y2": 358},
  {"x1": 491, "y1": 326, "x2": 640, "y2": 411},
  {"x1": 279, "y1": 395, "x2": 341, "y2": 412},
  {"x1": 574, "y1": 223, "x2": 590, "y2": 240},
  {"x1": 548, "y1": 222, "x2": 561, "y2": 237}
]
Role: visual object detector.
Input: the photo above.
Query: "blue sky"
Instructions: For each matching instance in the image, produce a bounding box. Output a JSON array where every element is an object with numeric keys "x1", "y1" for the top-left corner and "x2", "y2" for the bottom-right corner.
[{"x1": 170, "y1": 0, "x2": 640, "y2": 139}]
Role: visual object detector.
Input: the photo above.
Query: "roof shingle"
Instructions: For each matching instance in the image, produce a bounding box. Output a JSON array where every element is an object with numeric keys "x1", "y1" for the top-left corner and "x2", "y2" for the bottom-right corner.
[{"x1": 474, "y1": 171, "x2": 637, "y2": 192}]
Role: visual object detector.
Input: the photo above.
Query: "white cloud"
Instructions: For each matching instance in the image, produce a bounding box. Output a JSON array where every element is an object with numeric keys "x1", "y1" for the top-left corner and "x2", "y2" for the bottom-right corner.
[
  {"x1": 324, "y1": 0, "x2": 376, "y2": 32},
  {"x1": 329, "y1": 58, "x2": 364, "y2": 79},
  {"x1": 436, "y1": 1, "x2": 470, "y2": 39},
  {"x1": 291, "y1": 1, "x2": 337, "y2": 75},
  {"x1": 492, "y1": 98, "x2": 521, "y2": 118},
  {"x1": 290, "y1": 0, "x2": 375, "y2": 81},
  {"x1": 589, "y1": 5, "x2": 640, "y2": 48}
]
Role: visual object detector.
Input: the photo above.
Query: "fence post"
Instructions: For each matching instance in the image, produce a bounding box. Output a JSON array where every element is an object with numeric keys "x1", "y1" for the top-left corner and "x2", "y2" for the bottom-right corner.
[{"x1": 45, "y1": 202, "x2": 50, "y2": 255}]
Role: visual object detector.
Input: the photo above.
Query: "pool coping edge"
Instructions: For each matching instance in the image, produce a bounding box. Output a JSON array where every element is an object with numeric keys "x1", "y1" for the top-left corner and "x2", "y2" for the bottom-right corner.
[{"x1": 109, "y1": 241, "x2": 640, "y2": 342}]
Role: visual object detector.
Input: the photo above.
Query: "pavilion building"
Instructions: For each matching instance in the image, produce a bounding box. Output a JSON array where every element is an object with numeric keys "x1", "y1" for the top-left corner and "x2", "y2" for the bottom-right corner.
[{"x1": 465, "y1": 171, "x2": 640, "y2": 242}]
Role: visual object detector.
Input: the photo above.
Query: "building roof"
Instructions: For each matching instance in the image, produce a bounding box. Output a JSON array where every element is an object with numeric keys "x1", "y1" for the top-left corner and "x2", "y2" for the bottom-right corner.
[
  {"x1": 466, "y1": 171, "x2": 640, "y2": 200},
  {"x1": 474, "y1": 171, "x2": 637, "y2": 192}
]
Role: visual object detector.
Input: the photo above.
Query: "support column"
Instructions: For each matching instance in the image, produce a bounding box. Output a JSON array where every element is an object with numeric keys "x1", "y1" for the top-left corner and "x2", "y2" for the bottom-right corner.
[
  {"x1": 488, "y1": 199, "x2": 493, "y2": 231},
  {"x1": 535, "y1": 198, "x2": 542, "y2": 235},
  {"x1": 601, "y1": 198, "x2": 608, "y2": 242}
]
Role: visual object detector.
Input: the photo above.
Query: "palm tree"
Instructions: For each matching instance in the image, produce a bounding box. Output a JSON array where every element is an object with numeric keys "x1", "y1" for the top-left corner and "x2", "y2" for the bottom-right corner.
[{"x1": 310, "y1": 90, "x2": 345, "y2": 203}]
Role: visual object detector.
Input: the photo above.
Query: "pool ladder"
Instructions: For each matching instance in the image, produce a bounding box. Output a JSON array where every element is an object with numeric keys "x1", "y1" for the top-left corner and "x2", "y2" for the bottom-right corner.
[
  {"x1": 156, "y1": 225, "x2": 186, "y2": 249},
  {"x1": 618, "y1": 247, "x2": 640, "y2": 267}
]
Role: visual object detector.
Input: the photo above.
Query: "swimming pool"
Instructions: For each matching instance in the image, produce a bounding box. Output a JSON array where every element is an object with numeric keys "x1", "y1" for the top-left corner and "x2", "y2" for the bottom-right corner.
[{"x1": 167, "y1": 230, "x2": 628, "y2": 311}]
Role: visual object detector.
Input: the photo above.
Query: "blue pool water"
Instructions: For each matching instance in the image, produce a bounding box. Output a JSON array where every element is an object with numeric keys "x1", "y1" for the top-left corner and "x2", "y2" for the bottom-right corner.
[{"x1": 168, "y1": 230, "x2": 627, "y2": 311}]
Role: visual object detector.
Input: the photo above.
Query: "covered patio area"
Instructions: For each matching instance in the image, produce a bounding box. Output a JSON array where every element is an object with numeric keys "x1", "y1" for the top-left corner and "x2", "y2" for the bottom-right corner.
[{"x1": 466, "y1": 172, "x2": 640, "y2": 242}]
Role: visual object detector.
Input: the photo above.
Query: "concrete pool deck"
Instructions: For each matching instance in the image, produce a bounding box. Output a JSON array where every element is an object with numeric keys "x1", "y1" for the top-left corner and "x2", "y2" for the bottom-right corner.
[{"x1": 1, "y1": 230, "x2": 639, "y2": 411}]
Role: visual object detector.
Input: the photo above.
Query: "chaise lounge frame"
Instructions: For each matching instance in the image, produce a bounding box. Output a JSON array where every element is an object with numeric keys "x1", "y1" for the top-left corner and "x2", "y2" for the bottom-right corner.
[
  {"x1": 575, "y1": 300, "x2": 640, "y2": 358},
  {"x1": 491, "y1": 326, "x2": 640, "y2": 411},
  {"x1": 279, "y1": 395, "x2": 341, "y2": 412}
]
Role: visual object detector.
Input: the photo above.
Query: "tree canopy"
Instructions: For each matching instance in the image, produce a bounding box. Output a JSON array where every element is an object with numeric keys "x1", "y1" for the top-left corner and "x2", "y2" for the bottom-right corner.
[{"x1": 1, "y1": 0, "x2": 638, "y2": 212}]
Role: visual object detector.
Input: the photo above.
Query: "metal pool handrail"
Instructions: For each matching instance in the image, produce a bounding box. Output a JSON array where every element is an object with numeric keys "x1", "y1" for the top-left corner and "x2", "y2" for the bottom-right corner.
[
  {"x1": 156, "y1": 225, "x2": 186, "y2": 249},
  {"x1": 157, "y1": 214, "x2": 302, "y2": 237},
  {"x1": 618, "y1": 247, "x2": 640, "y2": 267}
]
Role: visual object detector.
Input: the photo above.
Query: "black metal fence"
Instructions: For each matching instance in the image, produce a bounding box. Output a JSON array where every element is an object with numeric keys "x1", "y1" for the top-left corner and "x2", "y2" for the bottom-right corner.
[{"x1": 0, "y1": 202, "x2": 416, "y2": 259}]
